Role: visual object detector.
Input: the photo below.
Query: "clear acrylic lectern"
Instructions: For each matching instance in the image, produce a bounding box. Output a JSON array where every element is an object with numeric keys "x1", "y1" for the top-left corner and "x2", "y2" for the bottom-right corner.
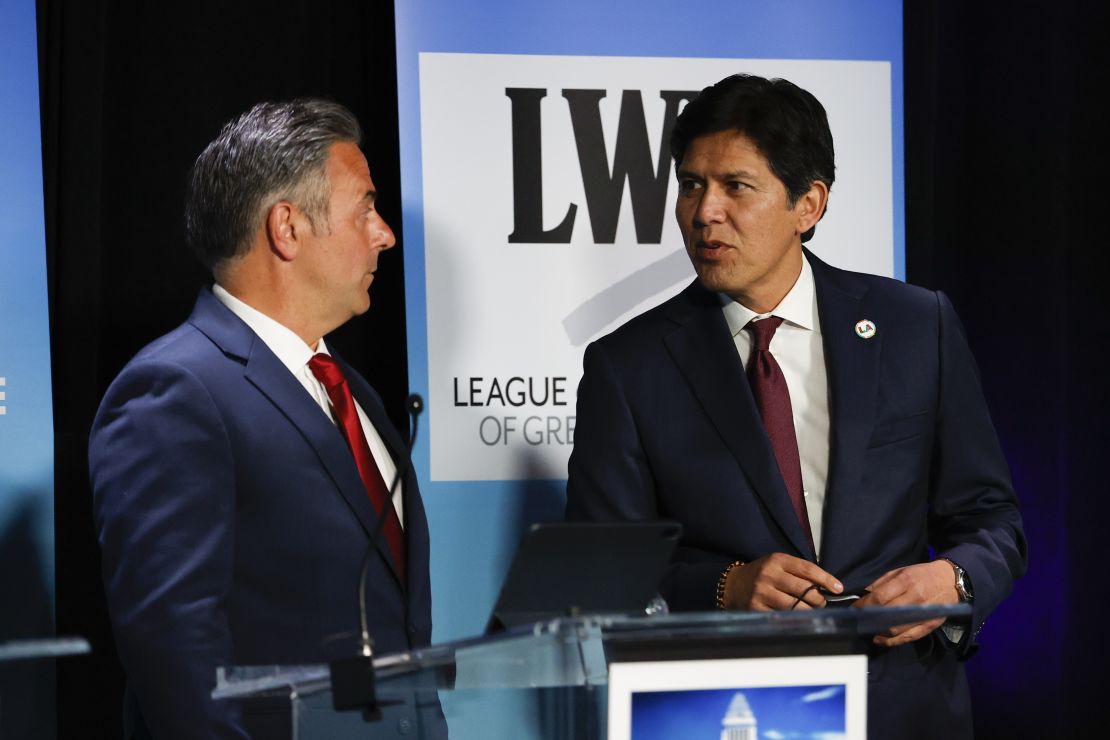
[{"x1": 214, "y1": 605, "x2": 967, "y2": 740}]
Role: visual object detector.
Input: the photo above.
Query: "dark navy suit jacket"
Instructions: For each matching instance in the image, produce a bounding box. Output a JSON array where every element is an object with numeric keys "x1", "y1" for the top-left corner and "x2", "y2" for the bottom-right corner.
[
  {"x1": 566, "y1": 250, "x2": 1026, "y2": 738},
  {"x1": 90, "y1": 289, "x2": 433, "y2": 739}
]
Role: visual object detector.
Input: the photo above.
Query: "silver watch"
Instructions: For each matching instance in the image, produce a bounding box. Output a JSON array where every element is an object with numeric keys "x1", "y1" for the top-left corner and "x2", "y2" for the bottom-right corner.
[{"x1": 941, "y1": 558, "x2": 973, "y2": 603}]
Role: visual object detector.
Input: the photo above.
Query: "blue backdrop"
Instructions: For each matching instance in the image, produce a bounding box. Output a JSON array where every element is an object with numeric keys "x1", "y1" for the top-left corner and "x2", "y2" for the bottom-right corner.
[
  {"x1": 395, "y1": 0, "x2": 904, "y2": 643},
  {"x1": 0, "y1": 0, "x2": 56, "y2": 623},
  {"x1": 396, "y1": 6, "x2": 906, "y2": 736},
  {"x1": 0, "y1": 0, "x2": 58, "y2": 736},
  {"x1": 395, "y1": 3, "x2": 904, "y2": 737}
]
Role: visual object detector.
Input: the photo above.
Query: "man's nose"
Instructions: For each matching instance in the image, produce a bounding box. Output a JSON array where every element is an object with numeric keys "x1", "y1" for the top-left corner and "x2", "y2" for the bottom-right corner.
[
  {"x1": 693, "y1": 187, "x2": 727, "y2": 227},
  {"x1": 374, "y1": 215, "x2": 396, "y2": 250}
]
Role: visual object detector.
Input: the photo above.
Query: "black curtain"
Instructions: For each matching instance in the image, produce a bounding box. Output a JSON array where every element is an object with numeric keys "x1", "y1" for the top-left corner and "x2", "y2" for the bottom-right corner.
[
  {"x1": 38, "y1": 2, "x2": 407, "y2": 737},
  {"x1": 904, "y1": 1, "x2": 1108, "y2": 736},
  {"x1": 39, "y1": 1, "x2": 1105, "y2": 737}
]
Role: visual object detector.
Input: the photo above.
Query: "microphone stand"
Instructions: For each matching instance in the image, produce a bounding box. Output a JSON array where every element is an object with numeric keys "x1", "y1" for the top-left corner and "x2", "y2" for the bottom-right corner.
[{"x1": 329, "y1": 394, "x2": 424, "y2": 720}]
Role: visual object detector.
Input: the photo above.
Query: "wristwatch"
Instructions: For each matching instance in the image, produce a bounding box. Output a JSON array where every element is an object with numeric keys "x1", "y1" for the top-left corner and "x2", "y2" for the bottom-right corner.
[{"x1": 941, "y1": 558, "x2": 973, "y2": 603}]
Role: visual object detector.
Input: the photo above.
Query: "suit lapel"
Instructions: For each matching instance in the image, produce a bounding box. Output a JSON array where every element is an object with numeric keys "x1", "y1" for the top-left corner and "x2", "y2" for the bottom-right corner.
[
  {"x1": 662, "y1": 282, "x2": 816, "y2": 558},
  {"x1": 807, "y1": 252, "x2": 881, "y2": 567},
  {"x1": 188, "y1": 290, "x2": 404, "y2": 588}
]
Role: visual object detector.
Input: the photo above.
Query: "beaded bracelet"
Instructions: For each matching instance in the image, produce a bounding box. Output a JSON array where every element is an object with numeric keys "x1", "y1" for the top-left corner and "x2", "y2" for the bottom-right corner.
[{"x1": 716, "y1": 560, "x2": 744, "y2": 610}]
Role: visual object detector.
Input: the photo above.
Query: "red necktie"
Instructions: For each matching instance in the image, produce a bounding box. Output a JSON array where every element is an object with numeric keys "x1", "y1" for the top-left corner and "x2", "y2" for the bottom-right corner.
[
  {"x1": 308, "y1": 353, "x2": 406, "y2": 585},
  {"x1": 745, "y1": 317, "x2": 814, "y2": 552}
]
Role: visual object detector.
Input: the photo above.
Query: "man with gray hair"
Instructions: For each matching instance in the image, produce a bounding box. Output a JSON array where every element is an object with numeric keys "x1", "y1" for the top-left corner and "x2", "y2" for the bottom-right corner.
[{"x1": 90, "y1": 99, "x2": 434, "y2": 738}]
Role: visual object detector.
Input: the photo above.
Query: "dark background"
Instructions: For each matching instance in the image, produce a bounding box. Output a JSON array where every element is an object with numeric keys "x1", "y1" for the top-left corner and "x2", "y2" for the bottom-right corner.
[{"x1": 35, "y1": 0, "x2": 1106, "y2": 737}]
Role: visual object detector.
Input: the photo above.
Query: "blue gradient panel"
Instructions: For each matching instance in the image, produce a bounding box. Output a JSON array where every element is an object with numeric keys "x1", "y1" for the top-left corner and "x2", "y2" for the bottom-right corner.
[
  {"x1": 0, "y1": 1, "x2": 57, "y2": 738},
  {"x1": 0, "y1": 0, "x2": 56, "y2": 605},
  {"x1": 396, "y1": 0, "x2": 903, "y2": 644},
  {"x1": 396, "y1": 4, "x2": 901, "y2": 736}
]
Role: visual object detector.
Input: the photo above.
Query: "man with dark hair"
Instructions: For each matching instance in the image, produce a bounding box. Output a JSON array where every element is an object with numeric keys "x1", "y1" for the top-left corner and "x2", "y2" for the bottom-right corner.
[
  {"x1": 566, "y1": 74, "x2": 1026, "y2": 737},
  {"x1": 90, "y1": 99, "x2": 435, "y2": 738}
]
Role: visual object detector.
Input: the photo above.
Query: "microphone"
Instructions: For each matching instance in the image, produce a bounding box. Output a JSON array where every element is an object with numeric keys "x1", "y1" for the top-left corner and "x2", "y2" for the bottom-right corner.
[{"x1": 330, "y1": 393, "x2": 424, "y2": 719}]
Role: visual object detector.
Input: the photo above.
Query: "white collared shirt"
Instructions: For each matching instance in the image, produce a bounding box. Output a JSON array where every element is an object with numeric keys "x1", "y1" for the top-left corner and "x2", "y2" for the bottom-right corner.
[
  {"x1": 212, "y1": 284, "x2": 404, "y2": 526},
  {"x1": 720, "y1": 255, "x2": 829, "y2": 556}
]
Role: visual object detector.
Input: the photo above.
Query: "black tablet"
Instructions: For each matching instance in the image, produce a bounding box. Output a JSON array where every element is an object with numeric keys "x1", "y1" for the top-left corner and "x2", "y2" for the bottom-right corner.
[{"x1": 486, "y1": 520, "x2": 683, "y2": 633}]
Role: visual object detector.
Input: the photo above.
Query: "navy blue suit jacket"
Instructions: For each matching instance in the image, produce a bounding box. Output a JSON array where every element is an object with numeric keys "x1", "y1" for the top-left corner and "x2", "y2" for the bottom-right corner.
[
  {"x1": 566, "y1": 250, "x2": 1026, "y2": 737},
  {"x1": 90, "y1": 289, "x2": 433, "y2": 739}
]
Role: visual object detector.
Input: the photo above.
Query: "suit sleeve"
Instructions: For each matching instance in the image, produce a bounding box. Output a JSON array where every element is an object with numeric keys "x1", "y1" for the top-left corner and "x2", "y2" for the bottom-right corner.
[
  {"x1": 566, "y1": 340, "x2": 728, "y2": 611},
  {"x1": 566, "y1": 341, "x2": 658, "y2": 521},
  {"x1": 928, "y1": 291, "x2": 1028, "y2": 653},
  {"x1": 90, "y1": 360, "x2": 247, "y2": 740}
]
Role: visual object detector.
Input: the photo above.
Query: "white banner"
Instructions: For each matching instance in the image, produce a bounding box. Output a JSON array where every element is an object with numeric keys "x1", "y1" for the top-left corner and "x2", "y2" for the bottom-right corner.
[{"x1": 419, "y1": 53, "x2": 893, "y2": 481}]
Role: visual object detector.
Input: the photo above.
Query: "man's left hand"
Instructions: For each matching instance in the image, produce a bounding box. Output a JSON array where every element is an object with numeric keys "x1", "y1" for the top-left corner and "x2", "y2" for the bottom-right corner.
[{"x1": 853, "y1": 560, "x2": 958, "y2": 647}]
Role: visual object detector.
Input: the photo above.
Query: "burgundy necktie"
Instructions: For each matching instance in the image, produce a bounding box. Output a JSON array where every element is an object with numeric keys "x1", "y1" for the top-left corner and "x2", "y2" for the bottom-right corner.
[
  {"x1": 308, "y1": 353, "x2": 406, "y2": 585},
  {"x1": 745, "y1": 317, "x2": 814, "y2": 552}
]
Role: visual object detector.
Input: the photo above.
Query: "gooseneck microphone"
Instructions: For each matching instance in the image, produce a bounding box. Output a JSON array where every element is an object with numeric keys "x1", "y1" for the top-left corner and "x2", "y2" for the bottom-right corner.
[
  {"x1": 330, "y1": 393, "x2": 424, "y2": 719},
  {"x1": 358, "y1": 394, "x2": 423, "y2": 655}
]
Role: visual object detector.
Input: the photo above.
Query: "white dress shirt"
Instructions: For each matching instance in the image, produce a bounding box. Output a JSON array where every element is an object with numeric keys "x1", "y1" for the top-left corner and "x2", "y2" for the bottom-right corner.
[
  {"x1": 212, "y1": 284, "x2": 404, "y2": 526},
  {"x1": 720, "y1": 255, "x2": 829, "y2": 556}
]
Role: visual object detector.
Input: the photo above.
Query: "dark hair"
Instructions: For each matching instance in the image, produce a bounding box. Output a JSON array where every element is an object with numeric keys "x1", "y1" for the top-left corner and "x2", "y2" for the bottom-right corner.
[
  {"x1": 670, "y1": 74, "x2": 835, "y2": 242},
  {"x1": 184, "y1": 98, "x2": 362, "y2": 273}
]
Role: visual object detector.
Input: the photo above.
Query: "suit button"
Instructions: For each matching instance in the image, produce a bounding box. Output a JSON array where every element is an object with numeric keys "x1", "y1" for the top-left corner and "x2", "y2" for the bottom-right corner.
[
  {"x1": 398, "y1": 716, "x2": 413, "y2": 734},
  {"x1": 408, "y1": 624, "x2": 417, "y2": 635}
]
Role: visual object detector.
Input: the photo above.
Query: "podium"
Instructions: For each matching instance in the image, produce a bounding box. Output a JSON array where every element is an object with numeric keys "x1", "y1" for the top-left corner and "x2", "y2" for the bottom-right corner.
[{"x1": 215, "y1": 605, "x2": 967, "y2": 740}]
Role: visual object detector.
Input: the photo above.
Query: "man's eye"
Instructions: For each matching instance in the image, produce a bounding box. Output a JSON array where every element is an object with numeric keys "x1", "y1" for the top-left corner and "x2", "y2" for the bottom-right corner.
[
  {"x1": 727, "y1": 180, "x2": 748, "y2": 191},
  {"x1": 678, "y1": 180, "x2": 701, "y2": 194}
]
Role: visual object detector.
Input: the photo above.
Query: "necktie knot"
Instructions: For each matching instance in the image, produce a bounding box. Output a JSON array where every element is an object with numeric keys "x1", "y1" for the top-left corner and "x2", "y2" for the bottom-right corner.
[
  {"x1": 746, "y1": 316, "x2": 783, "y2": 351},
  {"x1": 308, "y1": 353, "x2": 345, "y2": 390}
]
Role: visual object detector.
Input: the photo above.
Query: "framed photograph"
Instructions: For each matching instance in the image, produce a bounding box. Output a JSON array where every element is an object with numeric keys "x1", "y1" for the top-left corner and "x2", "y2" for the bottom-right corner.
[{"x1": 608, "y1": 654, "x2": 867, "y2": 740}]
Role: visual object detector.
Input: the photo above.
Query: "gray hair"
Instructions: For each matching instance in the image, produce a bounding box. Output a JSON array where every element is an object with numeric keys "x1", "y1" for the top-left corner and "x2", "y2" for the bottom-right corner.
[{"x1": 184, "y1": 98, "x2": 363, "y2": 273}]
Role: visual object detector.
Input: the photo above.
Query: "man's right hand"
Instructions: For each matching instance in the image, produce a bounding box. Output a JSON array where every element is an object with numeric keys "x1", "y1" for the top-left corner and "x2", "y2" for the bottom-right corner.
[{"x1": 722, "y1": 553, "x2": 843, "y2": 610}]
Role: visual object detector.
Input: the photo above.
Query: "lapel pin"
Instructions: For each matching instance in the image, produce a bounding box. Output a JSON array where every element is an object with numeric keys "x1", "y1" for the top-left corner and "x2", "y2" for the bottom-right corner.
[{"x1": 854, "y1": 319, "x2": 876, "y2": 339}]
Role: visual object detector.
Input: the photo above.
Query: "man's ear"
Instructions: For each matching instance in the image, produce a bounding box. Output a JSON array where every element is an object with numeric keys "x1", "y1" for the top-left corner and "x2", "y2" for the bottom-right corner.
[
  {"x1": 266, "y1": 202, "x2": 300, "y2": 262},
  {"x1": 794, "y1": 180, "x2": 830, "y2": 236}
]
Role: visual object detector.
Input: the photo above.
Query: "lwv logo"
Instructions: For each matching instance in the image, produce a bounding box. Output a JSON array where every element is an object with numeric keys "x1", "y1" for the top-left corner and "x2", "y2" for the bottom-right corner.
[{"x1": 506, "y1": 88, "x2": 697, "y2": 244}]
